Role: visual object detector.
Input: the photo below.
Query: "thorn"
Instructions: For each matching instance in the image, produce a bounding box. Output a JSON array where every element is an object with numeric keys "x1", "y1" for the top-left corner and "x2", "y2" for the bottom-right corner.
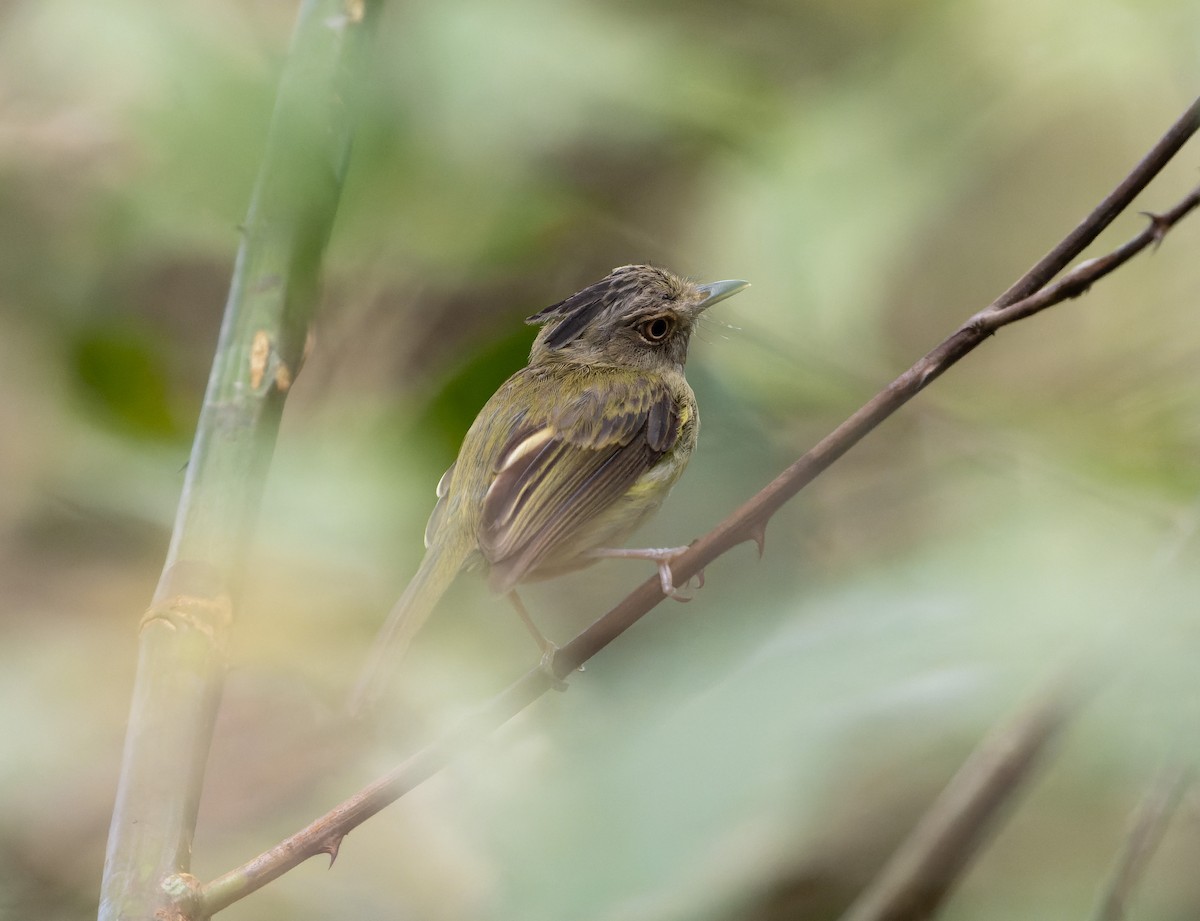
[
  {"x1": 748, "y1": 524, "x2": 767, "y2": 558},
  {"x1": 319, "y1": 834, "x2": 344, "y2": 867},
  {"x1": 1139, "y1": 210, "x2": 1171, "y2": 250}
]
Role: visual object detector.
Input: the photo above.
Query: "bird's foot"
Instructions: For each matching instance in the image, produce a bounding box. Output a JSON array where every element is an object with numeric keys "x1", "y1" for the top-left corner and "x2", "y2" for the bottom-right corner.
[
  {"x1": 588, "y1": 545, "x2": 704, "y2": 600},
  {"x1": 507, "y1": 591, "x2": 576, "y2": 688},
  {"x1": 539, "y1": 643, "x2": 570, "y2": 692}
]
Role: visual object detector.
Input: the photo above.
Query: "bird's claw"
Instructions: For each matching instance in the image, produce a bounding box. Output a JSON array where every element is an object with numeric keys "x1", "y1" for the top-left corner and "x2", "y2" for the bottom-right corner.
[
  {"x1": 657, "y1": 561, "x2": 676, "y2": 596},
  {"x1": 664, "y1": 564, "x2": 705, "y2": 602},
  {"x1": 539, "y1": 644, "x2": 570, "y2": 692}
]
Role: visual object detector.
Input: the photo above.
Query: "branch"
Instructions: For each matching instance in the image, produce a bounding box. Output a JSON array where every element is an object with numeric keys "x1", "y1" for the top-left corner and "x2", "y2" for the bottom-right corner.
[
  {"x1": 97, "y1": 3, "x2": 379, "y2": 920},
  {"x1": 201, "y1": 676, "x2": 554, "y2": 914},
  {"x1": 989, "y1": 95, "x2": 1200, "y2": 308},
  {"x1": 837, "y1": 688, "x2": 1075, "y2": 921},
  {"x1": 1091, "y1": 764, "x2": 1192, "y2": 921},
  {"x1": 199, "y1": 98, "x2": 1200, "y2": 914}
]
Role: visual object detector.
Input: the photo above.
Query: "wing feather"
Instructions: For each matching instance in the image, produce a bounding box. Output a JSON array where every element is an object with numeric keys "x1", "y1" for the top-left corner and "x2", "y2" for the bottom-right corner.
[{"x1": 477, "y1": 375, "x2": 679, "y2": 589}]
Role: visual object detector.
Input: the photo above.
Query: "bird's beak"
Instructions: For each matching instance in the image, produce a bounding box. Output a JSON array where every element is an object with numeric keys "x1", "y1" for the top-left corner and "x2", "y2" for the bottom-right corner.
[{"x1": 695, "y1": 278, "x2": 750, "y2": 311}]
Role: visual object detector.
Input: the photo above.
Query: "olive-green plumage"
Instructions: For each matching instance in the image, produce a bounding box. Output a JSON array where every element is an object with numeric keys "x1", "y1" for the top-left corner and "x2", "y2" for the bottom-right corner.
[{"x1": 351, "y1": 264, "x2": 748, "y2": 709}]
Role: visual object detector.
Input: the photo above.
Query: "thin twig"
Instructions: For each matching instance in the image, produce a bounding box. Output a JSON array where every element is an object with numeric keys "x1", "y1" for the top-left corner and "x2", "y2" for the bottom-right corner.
[
  {"x1": 198, "y1": 100, "x2": 1200, "y2": 914},
  {"x1": 1091, "y1": 764, "x2": 1192, "y2": 921},
  {"x1": 837, "y1": 688, "x2": 1075, "y2": 921},
  {"x1": 989, "y1": 95, "x2": 1200, "y2": 310},
  {"x1": 97, "y1": 3, "x2": 379, "y2": 920}
]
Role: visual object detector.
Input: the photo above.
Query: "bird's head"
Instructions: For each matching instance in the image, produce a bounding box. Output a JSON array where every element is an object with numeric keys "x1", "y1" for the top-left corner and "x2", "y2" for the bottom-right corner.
[{"x1": 526, "y1": 264, "x2": 749, "y2": 371}]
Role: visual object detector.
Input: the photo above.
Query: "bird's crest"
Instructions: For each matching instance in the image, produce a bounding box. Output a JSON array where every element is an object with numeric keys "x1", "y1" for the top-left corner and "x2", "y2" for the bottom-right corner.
[{"x1": 527, "y1": 265, "x2": 668, "y2": 349}]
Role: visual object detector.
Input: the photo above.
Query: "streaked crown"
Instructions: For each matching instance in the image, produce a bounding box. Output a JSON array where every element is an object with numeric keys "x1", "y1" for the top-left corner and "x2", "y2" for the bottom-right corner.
[{"x1": 527, "y1": 265, "x2": 747, "y2": 369}]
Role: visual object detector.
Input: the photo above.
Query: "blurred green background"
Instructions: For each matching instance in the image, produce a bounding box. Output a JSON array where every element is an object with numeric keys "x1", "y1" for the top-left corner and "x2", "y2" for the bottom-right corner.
[{"x1": 3, "y1": 0, "x2": 1200, "y2": 919}]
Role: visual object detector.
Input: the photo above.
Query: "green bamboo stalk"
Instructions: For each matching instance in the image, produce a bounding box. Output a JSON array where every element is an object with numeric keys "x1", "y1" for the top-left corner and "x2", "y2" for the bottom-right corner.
[{"x1": 98, "y1": 3, "x2": 379, "y2": 919}]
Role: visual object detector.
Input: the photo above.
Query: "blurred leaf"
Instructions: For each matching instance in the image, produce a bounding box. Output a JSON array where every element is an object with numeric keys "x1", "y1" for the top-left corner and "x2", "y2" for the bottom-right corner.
[{"x1": 70, "y1": 324, "x2": 178, "y2": 438}]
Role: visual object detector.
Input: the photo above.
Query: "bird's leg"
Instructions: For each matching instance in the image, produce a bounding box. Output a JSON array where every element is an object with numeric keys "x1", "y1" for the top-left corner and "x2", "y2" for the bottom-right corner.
[
  {"x1": 506, "y1": 591, "x2": 568, "y2": 691},
  {"x1": 587, "y1": 546, "x2": 703, "y2": 600}
]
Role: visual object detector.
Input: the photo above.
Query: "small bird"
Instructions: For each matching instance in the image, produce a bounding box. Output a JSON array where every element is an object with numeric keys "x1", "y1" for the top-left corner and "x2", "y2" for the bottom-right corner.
[{"x1": 351, "y1": 264, "x2": 748, "y2": 711}]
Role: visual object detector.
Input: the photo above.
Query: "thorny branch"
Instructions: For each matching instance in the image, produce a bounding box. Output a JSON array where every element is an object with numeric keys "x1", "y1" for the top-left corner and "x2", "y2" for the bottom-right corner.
[{"x1": 199, "y1": 97, "x2": 1200, "y2": 915}]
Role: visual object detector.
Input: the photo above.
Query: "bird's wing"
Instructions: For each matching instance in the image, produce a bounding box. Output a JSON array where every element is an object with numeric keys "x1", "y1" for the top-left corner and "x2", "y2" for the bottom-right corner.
[{"x1": 477, "y1": 373, "x2": 679, "y2": 590}]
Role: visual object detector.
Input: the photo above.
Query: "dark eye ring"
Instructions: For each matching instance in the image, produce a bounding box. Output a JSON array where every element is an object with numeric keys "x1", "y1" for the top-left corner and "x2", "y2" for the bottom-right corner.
[{"x1": 640, "y1": 316, "x2": 674, "y2": 342}]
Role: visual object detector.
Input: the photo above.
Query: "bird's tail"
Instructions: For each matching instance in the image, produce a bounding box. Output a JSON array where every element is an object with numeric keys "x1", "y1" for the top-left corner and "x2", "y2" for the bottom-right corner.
[{"x1": 347, "y1": 538, "x2": 471, "y2": 717}]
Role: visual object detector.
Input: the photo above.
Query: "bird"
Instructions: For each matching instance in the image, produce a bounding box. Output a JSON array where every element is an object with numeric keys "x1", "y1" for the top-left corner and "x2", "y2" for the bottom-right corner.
[{"x1": 350, "y1": 264, "x2": 748, "y2": 711}]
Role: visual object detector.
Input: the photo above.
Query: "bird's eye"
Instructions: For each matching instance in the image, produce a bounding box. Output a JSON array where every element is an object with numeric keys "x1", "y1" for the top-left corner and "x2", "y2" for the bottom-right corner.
[{"x1": 639, "y1": 315, "x2": 675, "y2": 342}]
